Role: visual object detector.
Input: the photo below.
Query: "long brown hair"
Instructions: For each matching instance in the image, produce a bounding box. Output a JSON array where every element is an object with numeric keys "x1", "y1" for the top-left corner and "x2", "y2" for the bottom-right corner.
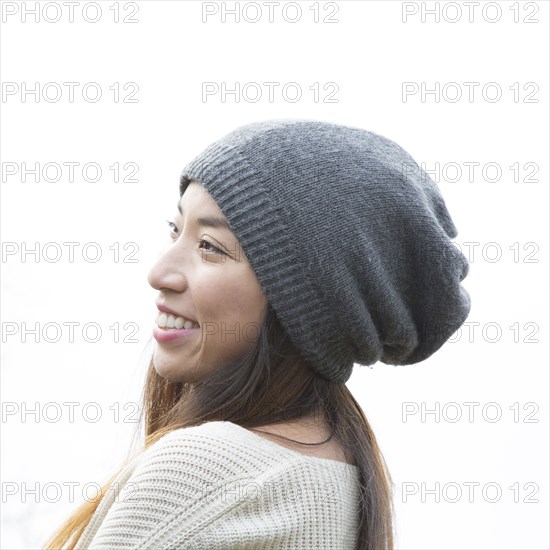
[{"x1": 44, "y1": 303, "x2": 395, "y2": 549}]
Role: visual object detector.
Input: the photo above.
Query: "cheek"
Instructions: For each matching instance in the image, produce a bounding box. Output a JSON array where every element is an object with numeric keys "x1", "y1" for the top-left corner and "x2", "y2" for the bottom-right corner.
[
  {"x1": 196, "y1": 270, "x2": 267, "y2": 355},
  {"x1": 195, "y1": 270, "x2": 265, "y2": 321}
]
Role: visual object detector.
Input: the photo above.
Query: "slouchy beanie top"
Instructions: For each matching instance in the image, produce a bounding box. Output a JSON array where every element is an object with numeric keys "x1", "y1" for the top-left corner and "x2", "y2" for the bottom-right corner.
[{"x1": 179, "y1": 119, "x2": 471, "y2": 384}]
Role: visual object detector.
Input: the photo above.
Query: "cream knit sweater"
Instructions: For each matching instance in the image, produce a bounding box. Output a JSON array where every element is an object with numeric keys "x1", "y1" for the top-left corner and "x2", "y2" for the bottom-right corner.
[{"x1": 72, "y1": 420, "x2": 360, "y2": 549}]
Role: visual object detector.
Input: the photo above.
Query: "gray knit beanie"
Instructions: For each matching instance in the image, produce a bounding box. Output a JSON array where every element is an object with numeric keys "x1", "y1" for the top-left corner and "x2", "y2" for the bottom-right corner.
[{"x1": 179, "y1": 119, "x2": 471, "y2": 384}]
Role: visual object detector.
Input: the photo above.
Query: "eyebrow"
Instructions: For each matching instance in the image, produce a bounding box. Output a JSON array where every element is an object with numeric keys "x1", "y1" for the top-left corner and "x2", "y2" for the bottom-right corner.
[{"x1": 177, "y1": 202, "x2": 233, "y2": 231}]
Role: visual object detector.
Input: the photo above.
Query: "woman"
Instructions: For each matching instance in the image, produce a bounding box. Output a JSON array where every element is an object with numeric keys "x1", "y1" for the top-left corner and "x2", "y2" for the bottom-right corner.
[{"x1": 44, "y1": 119, "x2": 471, "y2": 549}]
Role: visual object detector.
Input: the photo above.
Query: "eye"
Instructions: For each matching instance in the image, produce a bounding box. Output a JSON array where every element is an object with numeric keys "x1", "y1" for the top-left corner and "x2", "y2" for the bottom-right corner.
[
  {"x1": 165, "y1": 221, "x2": 225, "y2": 256},
  {"x1": 166, "y1": 220, "x2": 179, "y2": 240},
  {"x1": 197, "y1": 239, "x2": 225, "y2": 256}
]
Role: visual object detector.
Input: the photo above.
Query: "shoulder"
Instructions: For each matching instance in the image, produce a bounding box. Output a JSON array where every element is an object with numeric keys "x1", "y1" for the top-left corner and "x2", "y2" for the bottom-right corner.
[
  {"x1": 79, "y1": 422, "x2": 282, "y2": 548},
  {"x1": 138, "y1": 421, "x2": 359, "y2": 479},
  {"x1": 144, "y1": 421, "x2": 361, "y2": 515},
  {"x1": 78, "y1": 422, "x2": 360, "y2": 549},
  {"x1": 132, "y1": 421, "x2": 360, "y2": 494},
  {"x1": 135, "y1": 421, "x2": 291, "y2": 480},
  {"x1": 143, "y1": 420, "x2": 262, "y2": 454},
  {"x1": 144, "y1": 419, "x2": 240, "y2": 452}
]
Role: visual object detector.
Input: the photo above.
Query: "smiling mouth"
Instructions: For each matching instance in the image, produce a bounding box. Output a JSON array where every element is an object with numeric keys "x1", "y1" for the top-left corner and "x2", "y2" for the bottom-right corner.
[{"x1": 155, "y1": 312, "x2": 200, "y2": 330}]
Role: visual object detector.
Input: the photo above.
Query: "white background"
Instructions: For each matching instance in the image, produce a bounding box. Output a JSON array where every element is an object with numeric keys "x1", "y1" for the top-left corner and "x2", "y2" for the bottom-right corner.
[{"x1": 1, "y1": 1, "x2": 548, "y2": 548}]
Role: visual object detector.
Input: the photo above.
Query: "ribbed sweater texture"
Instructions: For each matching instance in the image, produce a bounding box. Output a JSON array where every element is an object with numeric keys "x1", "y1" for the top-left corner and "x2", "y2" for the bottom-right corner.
[{"x1": 72, "y1": 421, "x2": 360, "y2": 549}]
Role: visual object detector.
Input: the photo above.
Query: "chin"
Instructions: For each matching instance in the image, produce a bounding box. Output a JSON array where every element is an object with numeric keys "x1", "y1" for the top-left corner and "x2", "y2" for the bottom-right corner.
[
  {"x1": 152, "y1": 356, "x2": 180, "y2": 381},
  {"x1": 153, "y1": 358, "x2": 200, "y2": 385}
]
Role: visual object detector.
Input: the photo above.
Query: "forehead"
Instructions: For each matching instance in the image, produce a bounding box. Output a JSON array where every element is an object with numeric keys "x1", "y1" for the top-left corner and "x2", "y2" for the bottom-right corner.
[
  {"x1": 180, "y1": 179, "x2": 211, "y2": 199},
  {"x1": 178, "y1": 183, "x2": 210, "y2": 210},
  {"x1": 177, "y1": 183, "x2": 234, "y2": 233}
]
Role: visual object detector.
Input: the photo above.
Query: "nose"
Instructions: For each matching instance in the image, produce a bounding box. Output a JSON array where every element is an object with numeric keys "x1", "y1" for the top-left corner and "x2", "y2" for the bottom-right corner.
[{"x1": 147, "y1": 241, "x2": 188, "y2": 292}]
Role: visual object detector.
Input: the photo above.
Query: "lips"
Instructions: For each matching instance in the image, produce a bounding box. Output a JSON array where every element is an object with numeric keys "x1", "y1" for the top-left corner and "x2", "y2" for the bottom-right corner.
[{"x1": 152, "y1": 324, "x2": 200, "y2": 344}]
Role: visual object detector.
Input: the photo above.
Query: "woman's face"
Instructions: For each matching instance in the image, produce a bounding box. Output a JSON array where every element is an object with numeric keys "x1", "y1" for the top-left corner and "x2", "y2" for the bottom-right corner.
[{"x1": 147, "y1": 180, "x2": 268, "y2": 383}]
